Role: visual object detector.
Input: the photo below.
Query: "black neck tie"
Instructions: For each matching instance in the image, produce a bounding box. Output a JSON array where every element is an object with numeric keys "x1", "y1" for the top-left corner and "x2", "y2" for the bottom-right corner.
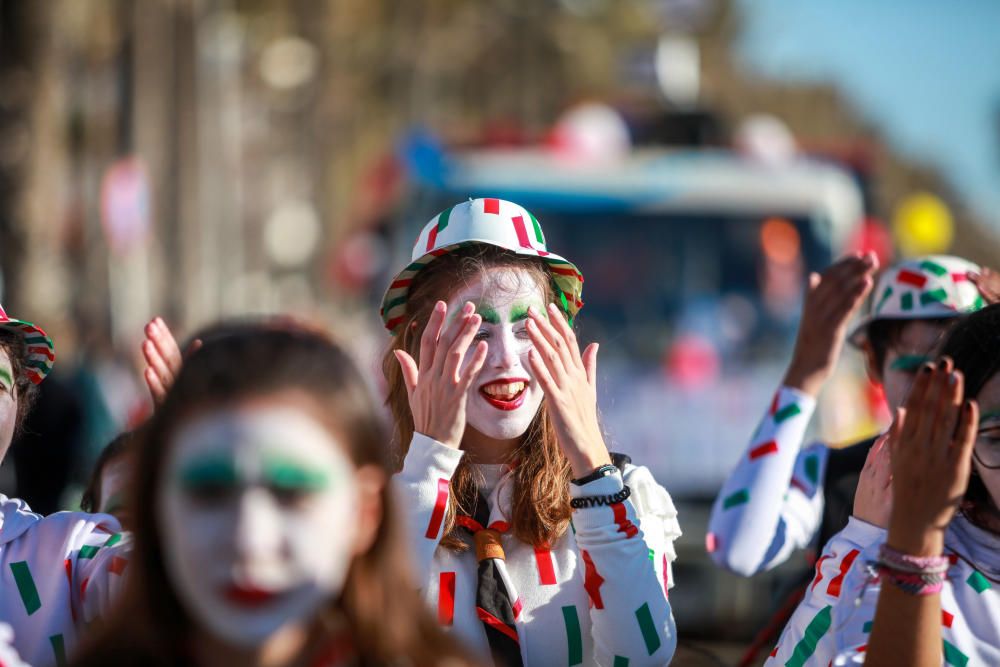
[{"x1": 458, "y1": 492, "x2": 523, "y2": 667}]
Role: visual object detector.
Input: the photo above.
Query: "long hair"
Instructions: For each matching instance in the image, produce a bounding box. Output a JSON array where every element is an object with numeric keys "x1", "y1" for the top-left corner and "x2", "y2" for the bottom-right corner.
[
  {"x1": 382, "y1": 245, "x2": 573, "y2": 551},
  {"x1": 72, "y1": 320, "x2": 474, "y2": 667},
  {"x1": 938, "y1": 303, "x2": 1000, "y2": 528}
]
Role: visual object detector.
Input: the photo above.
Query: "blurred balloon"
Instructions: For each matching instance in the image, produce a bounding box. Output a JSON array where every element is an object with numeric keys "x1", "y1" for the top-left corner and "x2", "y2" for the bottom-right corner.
[
  {"x1": 735, "y1": 114, "x2": 796, "y2": 165},
  {"x1": 892, "y1": 192, "x2": 954, "y2": 257},
  {"x1": 847, "y1": 216, "x2": 894, "y2": 267},
  {"x1": 548, "y1": 103, "x2": 631, "y2": 163},
  {"x1": 760, "y1": 217, "x2": 800, "y2": 265},
  {"x1": 664, "y1": 334, "x2": 720, "y2": 391},
  {"x1": 264, "y1": 200, "x2": 321, "y2": 268},
  {"x1": 259, "y1": 36, "x2": 318, "y2": 90}
]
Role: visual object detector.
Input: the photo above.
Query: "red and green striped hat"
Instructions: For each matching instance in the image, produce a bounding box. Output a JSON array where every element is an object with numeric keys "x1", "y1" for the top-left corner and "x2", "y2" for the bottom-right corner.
[
  {"x1": 849, "y1": 255, "x2": 985, "y2": 346},
  {"x1": 381, "y1": 198, "x2": 584, "y2": 333},
  {"x1": 0, "y1": 304, "x2": 55, "y2": 384}
]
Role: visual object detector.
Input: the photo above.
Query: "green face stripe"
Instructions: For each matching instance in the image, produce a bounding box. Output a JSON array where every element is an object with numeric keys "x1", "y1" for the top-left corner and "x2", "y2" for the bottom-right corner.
[
  {"x1": 0, "y1": 367, "x2": 12, "y2": 387},
  {"x1": 920, "y1": 260, "x2": 948, "y2": 277},
  {"x1": 613, "y1": 657, "x2": 629, "y2": 667},
  {"x1": 774, "y1": 404, "x2": 802, "y2": 424},
  {"x1": 263, "y1": 457, "x2": 330, "y2": 491},
  {"x1": 785, "y1": 606, "x2": 832, "y2": 667},
  {"x1": 511, "y1": 302, "x2": 545, "y2": 324},
  {"x1": 980, "y1": 410, "x2": 1000, "y2": 425},
  {"x1": 901, "y1": 292, "x2": 914, "y2": 311},
  {"x1": 562, "y1": 605, "x2": 583, "y2": 666},
  {"x1": 804, "y1": 455, "x2": 819, "y2": 485},
  {"x1": 50, "y1": 634, "x2": 67, "y2": 667},
  {"x1": 475, "y1": 304, "x2": 501, "y2": 325},
  {"x1": 723, "y1": 489, "x2": 750, "y2": 509},
  {"x1": 920, "y1": 288, "x2": 948, "y2": 306},
  {"x1": 179, "y1": 456, "x2": 240, "y2": 489},
  {"x1": 635, "y1": 602, "x2": 661, "y2": 655},
  {"x1": 10, "y1": 561, "x2": 41, "y2": 615},
  {"x1": 529, "y1": 212, "x2": 545, "y2": 245},
  {"x1": 890, "y1": 354, "x2": 932, "y2": 371},
  {"x1": 966, "y1": 570, "x2": 992, "y2": 594},
  {"x1": 942, "y1": 639, "x2": 969, "y2": 667}
]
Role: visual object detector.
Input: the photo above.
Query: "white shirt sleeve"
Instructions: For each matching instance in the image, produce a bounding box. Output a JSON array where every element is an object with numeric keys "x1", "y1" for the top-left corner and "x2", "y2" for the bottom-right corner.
[
  {"x1": 707, "y1": 385, "x2": 827, "y2": 576},
  {"x1": 569, "y1": 465, "x2": 680, "y2": 667},
  {"x1": 393, "y1": 433, "x2": 465, "y2": 582}
]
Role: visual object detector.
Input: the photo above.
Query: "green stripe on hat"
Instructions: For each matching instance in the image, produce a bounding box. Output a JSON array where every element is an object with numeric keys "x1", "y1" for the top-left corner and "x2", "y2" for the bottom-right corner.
[
  {"x1": 50, "y1": 634, "x2": 67, "y2": 667},
  {"x1": 943, "y1": 640, "x2": 969, "y2": 667},
  {"x1": 920, "y1": 288, "x2": 948, "y2": 306},
  {"x1": 920, "y1": 260, "x2": 948, "y2": 276},
  {"x1": 875, "y1": 286, "x2": 893, "y2": 314},
  {"x1": 972, "y1": 295, "x2": 985, "y2": 311},
  {"x1": 723, "y1": 489, "x2": 749, "y2": 509},
  {"x1": 967, "y1": 570, "x2": 991, "y2": 593},
  {"x1": 10, "y1": 561, "x2": 41, "y2": 615},
  {"x1": 635, "y1": 602, "x2": 661, "y2": 655},
  {"x1": 785, "y1": 606, "x2": 832, "y2": 667},
  {"x1": 383, "y1": 295, "x2": 409, "y2": 312},
  {"x1": 22, "y1": 335, "x2": 50, "y2": 345},
  {"x1": 901, "y1": 292, "x2": 914, "y2": 311},
  {"x1": 437, "y1": 206, "x2": 452, "y2": 233},
  {"x1": 529, "y1": 212, "x2": 545, "y2": 245},
  {"x1": 562, "y1": 605, "x2": 583, "y2": 665}
]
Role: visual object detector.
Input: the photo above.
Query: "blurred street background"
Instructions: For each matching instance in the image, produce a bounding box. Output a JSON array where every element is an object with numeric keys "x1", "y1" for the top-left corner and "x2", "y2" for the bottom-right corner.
[{"x1": 1, "y1": 0, "x2": 998, "y2": 662}]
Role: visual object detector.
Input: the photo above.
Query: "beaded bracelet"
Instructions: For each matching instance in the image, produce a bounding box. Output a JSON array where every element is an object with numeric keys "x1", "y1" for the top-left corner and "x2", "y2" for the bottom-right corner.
[{"x1": 570, "y1": 485, "x2": 631, "y2": 509}]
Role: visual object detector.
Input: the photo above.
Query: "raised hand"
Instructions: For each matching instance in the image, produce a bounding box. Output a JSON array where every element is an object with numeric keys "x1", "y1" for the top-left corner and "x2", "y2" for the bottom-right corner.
[
  {"x1": 525, "y1": 303, "x2": 611, "y2": 478},
  {"x1": 142, "y1": 318, "x2": 201, "y2": 405},
  {"x1": 886, "y1": 358, "x2": 978, "y2": 557},
  {"x1": 783, "y1": 252, "x2": 879, "y2": 397},
  {"x1": 394, "y1": 301, "x2": 488, "y2": 449},
  {"x1": 969, "y1": 266, "x2": 1000, "y2": 305},
  {"x1": 853, "y1": 431, "x2": 893, "y2": 528}
]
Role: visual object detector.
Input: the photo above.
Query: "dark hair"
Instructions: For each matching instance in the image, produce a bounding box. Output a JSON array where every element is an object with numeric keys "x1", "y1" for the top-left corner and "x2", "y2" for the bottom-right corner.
[
  {"x1": 72, "y1": 319, "x2": 475, "y2": 667},
  {"x1": 937, "y1": 304, "x2": 1000, "y2": 524},
  {"x1": 867, "y1": 317, "x2": 952, "y2": 373},
  {"x1": 80, "y1": 430, "x2": 139, "y2": 513},
  {"x1": 0, "y1": 329, "x2": 39, "y2": 434}
]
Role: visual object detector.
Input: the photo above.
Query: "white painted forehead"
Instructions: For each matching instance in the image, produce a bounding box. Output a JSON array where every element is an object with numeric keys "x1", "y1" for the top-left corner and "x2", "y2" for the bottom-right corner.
[
  {"x1": 451, "y1": 267, "x2": 544, "y2": 302},
  {"x1": 170, "y1": 406, "x2": 344, "y2": 462}
]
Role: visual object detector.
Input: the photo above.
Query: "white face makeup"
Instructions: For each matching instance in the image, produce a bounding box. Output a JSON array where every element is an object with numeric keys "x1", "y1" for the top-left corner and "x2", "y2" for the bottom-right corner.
[
  {"x1": 449, "y1": 268, "x2": 547, "y2": 444},
  {"x1": 0, "y1": 350, "x2": 18, "y2": 464},
  {"x1": 157, "y1": 405, "x2": 358, "y2": 647}
]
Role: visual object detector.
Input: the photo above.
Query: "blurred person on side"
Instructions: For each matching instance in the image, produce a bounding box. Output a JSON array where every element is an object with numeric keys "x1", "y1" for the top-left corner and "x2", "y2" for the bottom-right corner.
[
  {"x1": 79, "y1": 429, "x2": 141, "y2": 529},
  {"x1": 73, "y1": 320, "x2": 478, "y2": 667},
  {"x1": 0, "y1": 305, "x2": 130, "y2": 667},
  {"x1": 767, "y1": 303, "x2": 1000, "y2": 665}
]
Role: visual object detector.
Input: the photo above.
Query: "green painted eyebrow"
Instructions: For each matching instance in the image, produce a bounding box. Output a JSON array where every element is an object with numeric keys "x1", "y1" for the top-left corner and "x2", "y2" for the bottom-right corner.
[
  {"x1": 890, "y1": 355, "x2": 932, "y2": 371},
  {"x1": 511, "y1": 303, "x2": 544, "y2": 324},
  {"x1": 178, "y1": 456, "x2": 239, "y2": 488},
  {"x1": 475, "y1": 304, "x2": 500, "y2": 325},
  {"x1": 263, "y1": 456, "x2": 330, "y2": 491},
  {"x1": 980, "y1": 410, "x2": 1000, "y2": 425},
  {"x1": 0, "y1": 367, "x2": 12, "y2": 387}
]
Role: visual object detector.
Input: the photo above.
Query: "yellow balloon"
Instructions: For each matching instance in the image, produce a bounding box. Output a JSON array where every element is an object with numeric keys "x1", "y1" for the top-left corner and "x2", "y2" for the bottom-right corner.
[{"x1": 892, "y1": 192, "x2": 954, "y2": 257}]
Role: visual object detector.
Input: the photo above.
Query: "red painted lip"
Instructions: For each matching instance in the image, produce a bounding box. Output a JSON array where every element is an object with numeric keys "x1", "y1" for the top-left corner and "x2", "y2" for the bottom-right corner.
[
  {"x1": 224, "y1": 585, "x2": 278, "y2": 607},
  {"x1": 479, "y1": 378, "x2": 530, "y2": 411}
]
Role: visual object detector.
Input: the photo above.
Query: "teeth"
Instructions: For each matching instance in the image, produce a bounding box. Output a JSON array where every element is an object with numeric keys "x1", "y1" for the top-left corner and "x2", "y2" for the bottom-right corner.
[{"x1": 483, "y1": 382, "x2": 526, "y2": 399}]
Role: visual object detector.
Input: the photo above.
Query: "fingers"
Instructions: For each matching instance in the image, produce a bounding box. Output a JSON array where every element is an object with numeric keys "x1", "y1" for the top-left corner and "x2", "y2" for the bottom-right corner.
[
  {"x1": 526, "y1": 306, "x2": 570, "y2": 376},
  {"x1": 952, "y1": 399, "x2": 978, "y2": 463},
  {"x1": 918, "y1": 358, "x2": 953, "y2": 452},
  {"x1": 185, "y1": 338, "x2": 203, "y2": 358},
  {"x1": 142, "y1": 339, "x2": 174, "y2": 389},
  {"x1": 459, "y1": 341, "x2": 489, "y2": 390},
  {"x1": 582, "y1": 343, "x2": 599, "y2": 386},
  {"x1": 527, "y1": 347, "x2": 557, "y2": 396},
  {"x1": 419, "y1": 301, "x2": 447, "y2": 371},
  {"x1": 147, "y1": 318, "x2": 183, "y2": 374},
  {"x1": 393, "y1": 349, "x2": 420, "y2": 397},
  {"x1": 887, "y1": 407, "x2": 906, "y2": 460},
  {"x1": 547, "y1": 303, "x2": 583, "y2": 367},
  {"x1": 443, "y1": 313, "x2": 482, "y2": 382},
  {"x1": 902, "y1": 361, "x2": 935, "y2": 440},
  {"x1": 144, "y1": 367, "x2": 167, "y2": 404},
  {"x1": 432, "y1": 302, "x2": 475, "y2": 374},
  {"x1": 930, "y1": 366, "x2": 963, "y2": 456},
  {"x1": 807, "y1": 272, "x2": 821, "y2": 292}
]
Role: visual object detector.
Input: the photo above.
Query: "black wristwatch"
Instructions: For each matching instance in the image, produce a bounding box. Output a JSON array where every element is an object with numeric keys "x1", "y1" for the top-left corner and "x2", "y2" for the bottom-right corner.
[{"x1": 570, "y1": 463, "x2": 618, "y2": 486}]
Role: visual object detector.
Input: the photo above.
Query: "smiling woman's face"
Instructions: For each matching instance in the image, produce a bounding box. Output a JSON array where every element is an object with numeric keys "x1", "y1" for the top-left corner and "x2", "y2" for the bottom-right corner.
[
  {"x1": 447, "y1": 267, "x2": 548, "y2": 444},
  {"x1": 157, "y1": 396, "x2": 359, "y2": 647}
]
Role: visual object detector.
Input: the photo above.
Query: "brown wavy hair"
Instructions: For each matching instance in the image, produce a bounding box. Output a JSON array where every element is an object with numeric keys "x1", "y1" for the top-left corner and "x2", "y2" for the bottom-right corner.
[
  {"x1": 71, "y1": 320, "x2": 476, "y2": 667},
  {"x1": 382, "y1": 245, "x2": 573, "y2": 551}
]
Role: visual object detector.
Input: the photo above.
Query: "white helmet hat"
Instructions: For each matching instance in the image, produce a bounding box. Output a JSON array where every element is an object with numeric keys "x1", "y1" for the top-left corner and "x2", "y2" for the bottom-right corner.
[
  {"x1": 380, "y1": 198, "x2": 584, "y2": 333},
  {"x1": 849, "y1": 255, "x2": 985, "y2": 346}
]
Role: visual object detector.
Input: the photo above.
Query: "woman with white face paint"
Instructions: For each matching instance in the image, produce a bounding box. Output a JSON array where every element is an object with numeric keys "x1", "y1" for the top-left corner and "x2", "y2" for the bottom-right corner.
[
  {"x1": 764, "y1": 304, "x2": 1000, "y2": 666},
  {"x1": 383, "y1": 199, "x2": 681, "y2": 667},
  {"x1": 72, "y1": 322, "x2": 477, "y2": 667}
]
